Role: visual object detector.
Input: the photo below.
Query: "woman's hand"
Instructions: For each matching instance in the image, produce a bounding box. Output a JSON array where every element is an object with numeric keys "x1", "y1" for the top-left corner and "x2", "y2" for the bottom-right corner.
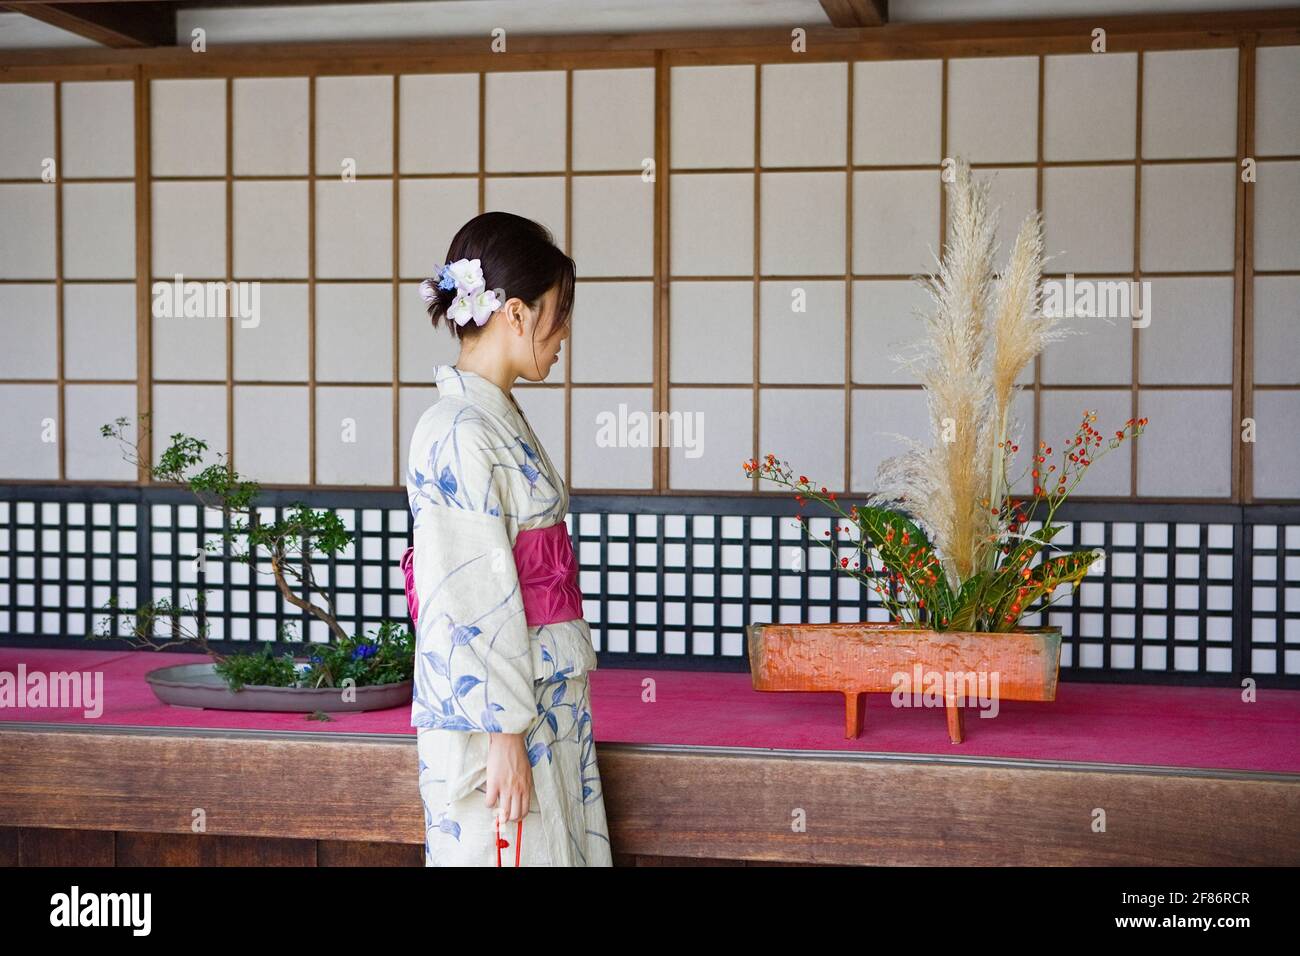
[{"x1": 485, "y1": 732, "x2": 532, "y2": 823}]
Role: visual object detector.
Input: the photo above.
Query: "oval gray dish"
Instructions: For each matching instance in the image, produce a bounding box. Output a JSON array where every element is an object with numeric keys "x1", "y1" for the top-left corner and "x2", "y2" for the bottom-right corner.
[{"x1": 145, "y1": 663, "x2": 413, "y2": 713}]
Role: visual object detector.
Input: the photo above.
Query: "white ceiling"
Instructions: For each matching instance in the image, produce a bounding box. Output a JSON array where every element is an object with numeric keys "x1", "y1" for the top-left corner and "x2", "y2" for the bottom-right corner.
[{"x1": 0, "y1": 0, "x2": 1293, "y2": 49}]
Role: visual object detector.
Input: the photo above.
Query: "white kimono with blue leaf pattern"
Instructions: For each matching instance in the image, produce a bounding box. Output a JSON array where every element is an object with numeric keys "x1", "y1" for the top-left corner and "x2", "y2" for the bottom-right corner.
[{"x1": 406, "y1": 363, "x2": 611, "y2": 866}]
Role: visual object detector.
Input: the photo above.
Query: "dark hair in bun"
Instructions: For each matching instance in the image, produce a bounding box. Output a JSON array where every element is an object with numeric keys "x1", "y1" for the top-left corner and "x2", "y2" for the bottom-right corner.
[{"x1": 426, "y1": 211, "x2": 575, "y2": 344}]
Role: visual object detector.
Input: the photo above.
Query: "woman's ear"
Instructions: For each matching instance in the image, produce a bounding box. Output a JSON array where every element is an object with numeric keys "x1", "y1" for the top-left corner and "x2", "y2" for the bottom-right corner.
[{"x1": 505, "y1": 297, "x2": 529, "y2": 335}]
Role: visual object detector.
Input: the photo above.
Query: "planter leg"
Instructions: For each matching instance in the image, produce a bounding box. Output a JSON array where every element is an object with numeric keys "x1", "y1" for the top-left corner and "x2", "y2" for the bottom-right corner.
[
  {"x1": 843, "y1": 691, "x2": 865, "y2": 738},
  {"x1": 945, "y1": 695, "x2": 964, "y2": 744}
]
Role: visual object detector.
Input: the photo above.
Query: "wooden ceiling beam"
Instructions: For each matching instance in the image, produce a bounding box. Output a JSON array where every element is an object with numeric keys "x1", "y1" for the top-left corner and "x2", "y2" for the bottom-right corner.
[
  {"x1": 819, "y1": 0, "x2": 888, "y2": 28},
  {"x1": 0, "y1": 2, "x2": 176, "y2": 48}
]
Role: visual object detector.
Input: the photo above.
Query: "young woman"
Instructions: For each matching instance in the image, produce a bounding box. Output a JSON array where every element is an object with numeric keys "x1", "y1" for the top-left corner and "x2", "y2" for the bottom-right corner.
[{"x1": 404, "y1": 211, "x2": 612, "y2": 866}]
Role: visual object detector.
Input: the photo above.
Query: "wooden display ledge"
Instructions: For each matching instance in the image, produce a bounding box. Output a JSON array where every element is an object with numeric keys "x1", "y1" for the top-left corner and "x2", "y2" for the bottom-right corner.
[{"x1": 1, "y1": 722, "x2": 1297, "y2": 866}]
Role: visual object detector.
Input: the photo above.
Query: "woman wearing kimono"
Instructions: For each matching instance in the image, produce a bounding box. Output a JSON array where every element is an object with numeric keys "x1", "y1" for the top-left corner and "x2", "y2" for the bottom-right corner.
[{"x1": 404, "y1": 212, "x2": 612, "y2": 867}]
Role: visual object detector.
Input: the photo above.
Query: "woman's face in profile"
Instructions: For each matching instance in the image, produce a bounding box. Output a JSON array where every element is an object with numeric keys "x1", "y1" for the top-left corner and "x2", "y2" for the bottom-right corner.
[{"x1": 519, "y1": 285, "x2": 568, "y2": 381}]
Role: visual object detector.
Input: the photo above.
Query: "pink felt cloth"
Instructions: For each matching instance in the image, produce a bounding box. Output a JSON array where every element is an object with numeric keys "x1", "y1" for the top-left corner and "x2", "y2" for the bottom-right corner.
[
  {"x1": 2, "y1": 648, "x2": 1298, "y2": 774},
  {"x1": 401, "y1": 523, "x2": 584, "y2": 629}
]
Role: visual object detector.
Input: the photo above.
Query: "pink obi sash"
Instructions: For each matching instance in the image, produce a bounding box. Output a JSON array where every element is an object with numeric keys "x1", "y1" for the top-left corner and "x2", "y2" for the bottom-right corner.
[{"x1": 401, "y1": 522, "x2": 583, "y2": 629}]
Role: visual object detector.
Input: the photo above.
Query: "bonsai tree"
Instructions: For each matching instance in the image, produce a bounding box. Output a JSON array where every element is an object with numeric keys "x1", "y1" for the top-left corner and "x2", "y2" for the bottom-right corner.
[
  {"x1": 744, "y1": 158, "x2": 1147, "y2": 632},
  {"x1": 97, "y1": 415, "x2": 413, "y2": 691}
]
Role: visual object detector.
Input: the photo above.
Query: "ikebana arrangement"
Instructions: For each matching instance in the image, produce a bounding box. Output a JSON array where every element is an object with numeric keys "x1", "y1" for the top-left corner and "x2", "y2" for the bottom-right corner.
[
  {"x1": 743, "y1": 158, "x2": 1148, "y2": 743},
  {"x1": 96, "y1": 415, "x2": 414, "y2": 714}
]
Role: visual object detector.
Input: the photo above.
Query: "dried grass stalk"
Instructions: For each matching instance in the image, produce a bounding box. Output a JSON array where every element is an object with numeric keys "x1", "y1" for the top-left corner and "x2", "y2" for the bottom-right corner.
[{"x1": 870, "y1": 158, "x2": 1057, "y2": 587}]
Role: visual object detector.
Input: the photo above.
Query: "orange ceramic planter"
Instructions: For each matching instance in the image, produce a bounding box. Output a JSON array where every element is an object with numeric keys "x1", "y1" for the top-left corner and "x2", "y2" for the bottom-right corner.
[{"x1": 747, "y1": 621, "x2": 1063, "y2": 744}]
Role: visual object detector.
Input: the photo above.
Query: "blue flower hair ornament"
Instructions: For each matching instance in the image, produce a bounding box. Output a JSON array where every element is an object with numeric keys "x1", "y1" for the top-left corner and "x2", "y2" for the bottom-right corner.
[{"x1": 419, "y1": 258, "x2": 507, "y2": 327}]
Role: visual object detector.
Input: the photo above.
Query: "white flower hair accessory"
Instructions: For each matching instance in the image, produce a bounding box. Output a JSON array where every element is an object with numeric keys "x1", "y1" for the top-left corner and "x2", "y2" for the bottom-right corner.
[{"x1": 418, "y1": 258, "x2": 506, "y2": 327}]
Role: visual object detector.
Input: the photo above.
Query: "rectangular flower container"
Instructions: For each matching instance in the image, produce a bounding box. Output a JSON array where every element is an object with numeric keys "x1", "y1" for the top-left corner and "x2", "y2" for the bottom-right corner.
[{"x1": 747, "y1": 621, "x2": 1063, "y2": 744}]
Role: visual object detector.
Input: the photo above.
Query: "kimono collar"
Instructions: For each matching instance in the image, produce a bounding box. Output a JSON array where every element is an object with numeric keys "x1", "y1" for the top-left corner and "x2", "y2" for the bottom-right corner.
[{"x1": 433, "y1": 363, "x2": 520, "y2": 423}]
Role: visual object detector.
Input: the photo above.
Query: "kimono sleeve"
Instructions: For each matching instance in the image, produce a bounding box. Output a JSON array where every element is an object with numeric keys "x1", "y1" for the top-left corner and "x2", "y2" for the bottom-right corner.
[{"x1": 407, "y1": 415, "x2": 536, "y2": 734}]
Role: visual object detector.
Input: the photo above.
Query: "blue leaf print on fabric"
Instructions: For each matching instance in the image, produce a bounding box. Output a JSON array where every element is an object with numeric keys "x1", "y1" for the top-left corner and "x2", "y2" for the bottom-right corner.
[
  {"x1": 423, "y1": 650, "x2": 449, "y2": 678},
  {"x1": 482, "y1": 707, "x2": 503, "y2": 733},
  {"x1": 436, "y1": 463, "x2": 458, "y2": 499},
  {"x1": 436, "y1": 715, "x2": 476, "y2": 731},
  {"x1": 520, "y1": 439, "x2": 537, "y2": 461},
  {"x1": 527, "y1": 742, "x2": 552, "y2": 766},
  {"x1": 453, "y1": 674, "x2": 482, "y2": 698},
  {"x1": 437, "y1": 815, "x2": 462, "y2": 841},
  {"x1": 450, "y1": 623, "x2": 481, "y2": 645},
  {"x1": 551, "y1": 682, "x2": 566, "y2": 706}
]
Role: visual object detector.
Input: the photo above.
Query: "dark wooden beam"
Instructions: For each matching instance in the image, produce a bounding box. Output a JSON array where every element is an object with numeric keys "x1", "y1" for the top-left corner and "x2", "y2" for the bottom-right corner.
[
  {"x1": 0, "y1": 2, "x2": 175, "y2": 48},
  {"x1": 819, "y1": 0, "x2": 888, "y2": 28}
]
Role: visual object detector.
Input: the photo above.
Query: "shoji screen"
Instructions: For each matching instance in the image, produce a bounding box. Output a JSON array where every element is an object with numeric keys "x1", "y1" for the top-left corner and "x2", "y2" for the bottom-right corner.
[
  {"x1": 146, "y1": 67, "x2": 656, "y2": 490},
  {"x1": 668, "y1": 52, "x2": 1247, "y2": 499},
  {"x1": 1250, "y1": 44, "x2": 1300, "y2": 500},
  {"x1": 0, "y1": 79, "x2": 137, "y2": 481}
]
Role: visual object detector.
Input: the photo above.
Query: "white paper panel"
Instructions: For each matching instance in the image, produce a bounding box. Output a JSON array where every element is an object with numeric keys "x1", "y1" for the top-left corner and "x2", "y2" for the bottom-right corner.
[
  {"x1": 400, "y1": 73, "x2": 480, "y2": 174},
  {"x1": 850, "y1": 387, "x2": 928, "y2": 493},
  {"x1": 570, "y1": 281, "x2": 654, "y2": 383},
  {"x1": 314, "y1": 179, "x2": 392, "y2": 278},
  {"x1": 669, "y1": 281, "x2": 752, "y2": 383},
  {"x1": 851, "y1": 170, "x2": 939, "y2": 275},
  {"x1": 759, "y1": 280, "x2": 844, "y2": 384},
  {"x1": 670, "y1": 173, "x2": 753, "y2": 275},
  {"x1": 315, "y1": 385, "x2": 393, "y2": 484},
  {"x1": 1252, "y1": 390, "x2": 1300, "y2": 498},
  {"x1": 1141, "y1": 48, "x2": 1238, "y2": 159},
  {"x1": 1139, "y1": 277, "x2": 1235, "y2": 385},
  {"x1": 62, "y1": 81, "x2": 134, "y2": 178},
  {"x1": 64, "y1": 283, "x2": 135, "y2": 380},
  {"x1": 760, "y1": 62, "x2": 847, "y2": 168},
  {"x1": 668, "y1": 387, "x2": 751, "y2": 491},
  {"x1": 0, "y1": 384, "x2": 58, "y2": 478},
  {"x1": 1040, "y1": 389, "x2": 1132, "y2": 495},
  {"x1": 1252, "y1": 276, "x2": 1300, "y2": 386},
  {"x1": 572, "y1": 68, "x2": 654, "y2": 171},
  {"x1": 1255, "y1": 45, "x2": 1300, "y2": 155},
  {"x1": 759, "y1": 387, "x2": 843, "y2": 490},
  {"x1": 670, "y1": 65, "x2": 754, "y2": 169},
  {"x1": 150, "y1": 384, "x2": 227, "y2": 467},
  {"x1": 151, "y1": 180, "x2": 226, "y2": 278},
  {"x1": 0, "y1": 284, "x2": 56, "y2": 378},
  {"x1": 1140, "y1": 163, "x2": 1236, "y2": 272},
  {"x1": 484, "y1": 71, "x2": 566, "y2": 173},
  {"x1": 150, "y1": 79, "x2": 225, "y2": 177},
  {"x1": 233, "y1": 77, "x2": 308, "y2": 175},
  {"x1": 1042, "y1": 165, "x2": 1135, "y2": 274},
  {"x1": 571, "y1": 175, "x2": 654, "y2": 276},
  {"x1": 233, "y1": 281, "x2": 309, "y2": 381},
  {"x1": 759, "y1": 171, "x2": 846, "y2": 276},
  {"x1": 569, "y1": 386, "x2": 654, "y2": 488},
  {"x1": 233, "y1": 384, "x2": 309, "y2": 483},
  {"x1": 850, "y1": 279, "x2": 932, "y2": 384},
  {"x1": 65, "y1": 384, "x2": 136, "y2": 480},
  {"x1": 1043, "y1": 53, "x2": 1137, "y2": 161},
  {"x1": 1253, "y1": 160, "x2": 1300, "y2": 271},
  {"x1": 1136, "y1": 390, "x2": 1232, "y2": 496},
  {"x1": 0, "y1": 82, "x2": 53, "y2": 178},
  {"x1": 315, "y1": 75, "x2": 393, "y2": 176},
  {"x1": 0, "y1": 185, "x2": 56, "y2": 278},
  {"x1": 852, "y1": 59, "x2": 942, "y2": 166},
  {"x1": 315, "y1": 283, "x2": 393, "y2": 382},
  {"x1": 233, "y1": 180, "x2": 308, "y2": 278},
  {"x1": 947, "y1": 56, "x2": 1038, "y2": 163}
]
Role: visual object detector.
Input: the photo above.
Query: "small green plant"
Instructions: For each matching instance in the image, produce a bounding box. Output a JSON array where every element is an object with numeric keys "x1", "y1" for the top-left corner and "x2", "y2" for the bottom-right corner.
[{"x1": 95, "y1": 415, "x2": 414, "y2": 691}]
